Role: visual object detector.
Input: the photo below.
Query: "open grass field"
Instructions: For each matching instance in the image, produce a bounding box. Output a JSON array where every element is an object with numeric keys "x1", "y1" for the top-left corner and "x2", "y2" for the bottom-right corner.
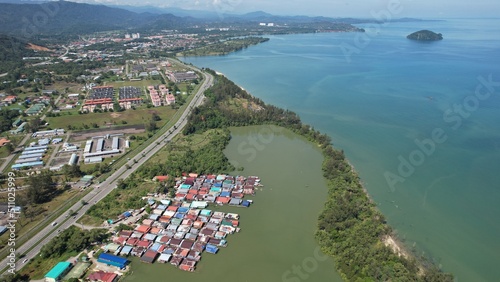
[
  {"x1": 106, "y1": 79, "x2": 161, "y2": 89},
  {"x1": 47, "y1": 106, "x2": 177, "y2": 131},
  {"x1": 146, "y1": 130, "x2": 214, "y2": 165},
  {"x1": 0, "y1": 147, "x2": 10, "y2": 158}
]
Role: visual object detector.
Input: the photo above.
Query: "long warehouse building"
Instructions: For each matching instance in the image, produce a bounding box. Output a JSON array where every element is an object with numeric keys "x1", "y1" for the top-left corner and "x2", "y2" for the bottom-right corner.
[
  {"x1": 83, "y1": 149, "x2": 119, "y2": 159},
  {"x1": 96, "y1": 139, "x2": 104, "y2": 152},
  {"x1": 23, "y1": 145, "x2": 48, "y2": 151},
  {"x1": 11, "y1": 161, "x2": 44, "y2": 170},
  {"x1": 15, "y1": 157, "x2": 42, "y2": 164},
  {"x1": 84, "y1": 140, "x2": 93, "y2": 154},
  {"x1": 19, "y1": 153, "x2": 44, "y2": 159},
  {"x1": 112, "y1": 137, "x2": 119, "y2": 150},
  {"x1": 21, "y1": 149, "x2": 46, "y2": 155}
]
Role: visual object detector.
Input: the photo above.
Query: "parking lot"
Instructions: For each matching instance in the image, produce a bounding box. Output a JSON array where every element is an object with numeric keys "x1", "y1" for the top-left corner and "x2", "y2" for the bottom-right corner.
[
  {"x1": 119, "y1": 86, "x2": 142, "y2": 99},
  {"x1": 88, "y1": 86, "x2": 114, "y2": 100}
]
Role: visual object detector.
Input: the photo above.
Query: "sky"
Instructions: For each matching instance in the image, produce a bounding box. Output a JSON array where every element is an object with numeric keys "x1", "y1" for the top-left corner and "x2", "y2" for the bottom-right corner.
[{"x1": 11, "y1": 0, "x2": 500, "y2": 18}]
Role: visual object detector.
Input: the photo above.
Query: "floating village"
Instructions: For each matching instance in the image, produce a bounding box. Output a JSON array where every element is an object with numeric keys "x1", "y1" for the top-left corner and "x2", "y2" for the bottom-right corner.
[{"x1": 102, "y1": 174, "x2": 262, "y2": 273}]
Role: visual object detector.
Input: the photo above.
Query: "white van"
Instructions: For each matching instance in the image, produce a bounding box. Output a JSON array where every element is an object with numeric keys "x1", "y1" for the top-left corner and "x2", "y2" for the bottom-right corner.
[{"x1": 51, "y1": 222, "x2": 57, "y2": 226}]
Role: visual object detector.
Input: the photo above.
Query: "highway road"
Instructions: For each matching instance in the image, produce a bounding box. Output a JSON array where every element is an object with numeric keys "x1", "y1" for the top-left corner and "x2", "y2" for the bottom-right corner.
[{"x1": 0, "y1": 66, "x2": 213, "y2": 273}]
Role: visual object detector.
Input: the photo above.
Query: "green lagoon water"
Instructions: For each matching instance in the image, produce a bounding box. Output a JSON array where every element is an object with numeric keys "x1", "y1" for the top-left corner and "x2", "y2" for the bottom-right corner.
[
  {"x1": 182, "y1": 19, "x2": 500, "y2": 281},
  {"x1": 125, "y1": 126, "x2": 342, "y2": 282}
]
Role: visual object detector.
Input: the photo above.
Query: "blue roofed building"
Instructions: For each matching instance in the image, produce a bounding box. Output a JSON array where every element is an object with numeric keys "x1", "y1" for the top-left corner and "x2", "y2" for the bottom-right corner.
[
  {"x1": 205, "y1": 244, "x2": 219, "y2": 254},
  {"x1": 120, "y1": 245, "x2": 133, "y2": 256},
  {"x1": 97, "y1": 253, "x2": 129, "y2": 269}
]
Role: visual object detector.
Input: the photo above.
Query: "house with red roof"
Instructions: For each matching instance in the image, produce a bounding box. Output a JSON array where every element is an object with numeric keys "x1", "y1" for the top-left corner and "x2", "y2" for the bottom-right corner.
[
  {"x1": 126, "y1": 238, "x2": 138, "y2": 246},
  {"x1": 113, "y1": 237, "x2": 127, "y2": 245},
  {"x1": 0, "y1": 138, "x2": 11, "y2": 147},
  {"x1": 135, "y1": 225, "x2": 151, "y2": 233},
  {"x1": 88, "y1": 271, "x2": 119, "y2": 282},
  {"x1": 153, "y1": 175, "x2": 169, "y2": 182},
  {"x1": 167, "y1": 206, "x2": 178, "y2": 212},
  {"x1": 216, "y1": 197, "x2": 230, "y2": 204},
  {"x1": 136, "y1": 240, "x2": 151, "y2": 249},
  {"x1": 3, "y1": 95, "x2": 17, "y2": 104},
  {"x1": 174, "y1": 248, "x2": 190, "y2": 258},
  {"x1": 179, "y1": 258, "x2": 196, "y2": 272}
]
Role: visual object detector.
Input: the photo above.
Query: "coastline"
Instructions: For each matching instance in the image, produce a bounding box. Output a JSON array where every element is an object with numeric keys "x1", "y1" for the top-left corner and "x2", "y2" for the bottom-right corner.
[{"x1": 182, "y1": 68, "x2": 453, "y2": 281}]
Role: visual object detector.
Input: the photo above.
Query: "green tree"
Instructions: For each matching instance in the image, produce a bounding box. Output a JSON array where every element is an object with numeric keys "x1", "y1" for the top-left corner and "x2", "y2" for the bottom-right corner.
[
  {"x1": 146, "y1": 120, "x2": 157, "y2": 132},
  {"x1": 115, "y1": 223, "x2": 134, "y2": 232},
  {"x1": 113, "y1": 101, "x2": 122, "y2": 112},
  {"x1": 26, "y1": 117, "x2": 42, "y2": 133},
  {"x1": 62, "y1": 164, "x2": 83, "y2": 179},
  {"x1": 151, "y1": 112, "x2": 161, "y2": 121},
  {"x1": 4, "y1": 142, "x2": 14, "y2": 154},
  {"x1": 26, "y1": 171, "x2": 55, "y2": 204}
]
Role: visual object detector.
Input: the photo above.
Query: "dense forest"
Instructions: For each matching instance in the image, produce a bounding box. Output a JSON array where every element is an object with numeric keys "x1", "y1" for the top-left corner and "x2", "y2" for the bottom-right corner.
[
  {"x1": 0, "y1": 34, "x2": 38, "y2": 74},
  {"x1": 181, "y1": 69, "x2": 453, "y2": 281},
  {"x1": 0, "y1": 109, "x2": 21, "y2": 134},
  {"x1": 0, "y1": 1, "x2": 368, "y2": 39},
  {"x1": 0, "y1": 1, "x2": 157, "y2": 36},
  {"x1": 39, "y1": 226, "x2": 109, "y2": 259}
]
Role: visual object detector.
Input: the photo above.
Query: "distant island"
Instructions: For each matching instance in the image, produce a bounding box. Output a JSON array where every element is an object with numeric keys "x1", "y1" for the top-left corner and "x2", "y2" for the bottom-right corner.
[{"x1": 407, "y1": 30, "x2": 443, "y2": 41}]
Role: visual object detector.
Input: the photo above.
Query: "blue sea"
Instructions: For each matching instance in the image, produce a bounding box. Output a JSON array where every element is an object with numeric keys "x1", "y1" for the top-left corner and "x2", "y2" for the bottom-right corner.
[{"x1": 182, "y1": 19, "x2": 500, "y2": 281}]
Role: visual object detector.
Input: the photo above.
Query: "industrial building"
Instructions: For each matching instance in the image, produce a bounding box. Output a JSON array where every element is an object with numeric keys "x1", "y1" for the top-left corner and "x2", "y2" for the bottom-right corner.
[
  {"x1": 32, "y1": 129, "x2": 65, "y2": 138},
  {"x1": 112, "y1": 137, "x2": 119, "y2": 150},
  {"x1": 19, "y1": 153, "x2": 43, "y2": 159},
  {"x1": 83, "y1": 149, "x2": 120, "y2": 159},
  {"x1": 84, "y1": 156, "x2": 103, "y2": 164},
  {"x1": 96, "y1": 139, "x2": 104, "y2": 152},
  {"x1": 11, "y1": 161, "x2": 44, "y2": 170},
  {"x1": 68, "y1": 153, "x2": 78, "y2": 166},
  {"x1": 15, "y1": 157, "x2": 41, "y2": 164},
  {"x1": 84, "y1": 140, "x2": 93, "y2": 154},
  {"x1": 23, "y1": 145, "x2": 48, "y2": 151},
  {"x1": 21, "y1": 149, "x2": 46, "y2": 155}
]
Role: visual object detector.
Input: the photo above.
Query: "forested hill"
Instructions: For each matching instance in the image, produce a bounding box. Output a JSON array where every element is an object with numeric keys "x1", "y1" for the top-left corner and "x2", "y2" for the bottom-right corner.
[
  {"x1": 0, "y1": 1, "x2": 188, "y2": 36},
  {"x1": 0, "y1": 34, "x2": 42, "y2": 74}
]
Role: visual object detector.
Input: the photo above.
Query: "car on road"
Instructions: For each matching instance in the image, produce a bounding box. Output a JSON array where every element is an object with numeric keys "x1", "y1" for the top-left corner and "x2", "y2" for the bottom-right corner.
[
  {"x1": 51, "y1": 221, "x2": 57, "y2": 226},
  {"x1": 22, "y1": 259, "x2": 28, "y2": 264}
]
